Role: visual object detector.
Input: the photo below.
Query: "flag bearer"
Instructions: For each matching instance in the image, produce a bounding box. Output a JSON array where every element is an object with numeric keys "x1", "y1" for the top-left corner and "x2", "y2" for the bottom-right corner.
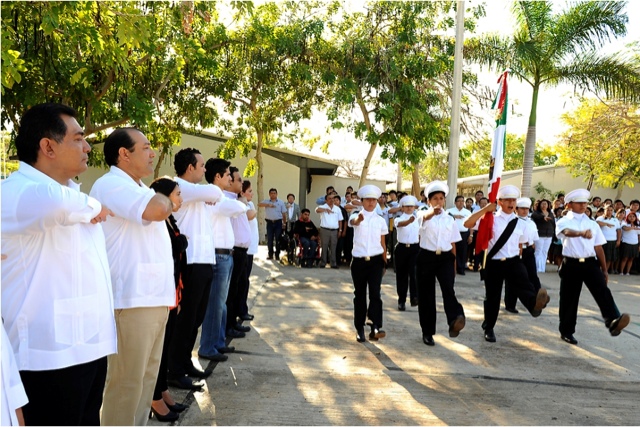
[
  {"x1": 349, "y1": 185, "x2": 389, "y2": 343},
  {"x1": 555, "y1": 188, "x2": 630, "y2": 345},
  {"x1": 416, "y1": 181, "x2": 466, "y2": 346}
]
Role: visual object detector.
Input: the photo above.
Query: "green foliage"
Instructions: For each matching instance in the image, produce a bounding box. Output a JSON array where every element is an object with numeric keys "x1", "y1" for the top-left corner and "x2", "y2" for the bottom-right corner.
[{"x1": 557, "y1": 98, "x2": 640, "y2": 191}]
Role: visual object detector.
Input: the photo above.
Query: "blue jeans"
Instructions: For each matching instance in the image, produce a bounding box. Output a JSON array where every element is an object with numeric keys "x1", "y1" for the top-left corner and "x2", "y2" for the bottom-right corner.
[
  {"x1": 299, "y1": 237, "x2": 318, "y2": 259},
  {"x1": 266, "y1": 220, "x2": 283, "y2": 257},
  {"x1": 199, "y1": 253, "x2": 233, "y2": 356}
]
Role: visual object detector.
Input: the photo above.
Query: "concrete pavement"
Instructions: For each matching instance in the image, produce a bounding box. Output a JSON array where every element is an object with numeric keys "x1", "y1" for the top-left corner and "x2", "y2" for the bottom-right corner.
[{"x1": 151, "y1": 246, "x2": 640, "y2": 425}]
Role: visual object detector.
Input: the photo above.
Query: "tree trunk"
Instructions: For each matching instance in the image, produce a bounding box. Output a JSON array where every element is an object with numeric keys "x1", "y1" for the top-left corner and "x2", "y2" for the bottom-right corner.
[
  {"x1": 411, "y1": 166, "x2": 421, "y2": 198},
  {"x1": 358, "y1": 143, "x2": 377, "y2": 189},
  {"x1": 521, "y1": 84, "x2": 540, "y2": 198},
  {"x1": 356, "y1": 86, "x2": 374, "y2": 189},
  {"x1": 256, "y1": 129, "x2": 267, "y2": 244},
  {"x1": 615, "y1": 185, "x2": 623, "y2": 201},
  {"x1": 153, "y1": 150, "x2": 166, "y2": 179}
]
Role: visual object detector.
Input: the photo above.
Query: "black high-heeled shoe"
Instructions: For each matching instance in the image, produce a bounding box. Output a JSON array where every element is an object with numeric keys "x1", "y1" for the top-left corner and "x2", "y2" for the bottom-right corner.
[
  {"x1": 166, "y1": 402, "x2": 188, "y2": 413},
  {"x1": 149, "y1": 407, "x2": 179, "y2": 422}
]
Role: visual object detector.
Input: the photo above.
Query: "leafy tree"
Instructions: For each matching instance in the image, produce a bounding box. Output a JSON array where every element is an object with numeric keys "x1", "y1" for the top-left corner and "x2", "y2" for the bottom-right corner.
[
  {"x1": 557, "y1": 98, "x2": 640, "y2": 199},
  {"x1": 466, "y1": 1, "x2": 640, "y2": 197}
]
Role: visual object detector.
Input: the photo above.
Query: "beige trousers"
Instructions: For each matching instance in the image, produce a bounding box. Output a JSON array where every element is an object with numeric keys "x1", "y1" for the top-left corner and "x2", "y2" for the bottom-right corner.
[{"x1": 101, "y1": 306, "x2": 168, "y2": 426}]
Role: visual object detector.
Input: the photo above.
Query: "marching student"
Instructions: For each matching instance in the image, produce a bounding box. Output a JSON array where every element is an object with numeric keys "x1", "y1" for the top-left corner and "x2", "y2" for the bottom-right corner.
[
  {"x1": 348, "y1": 185, "x2": 389, "y2": 343},
  {"x1": 416, "y1": 181, "x2": 466, "y2": 346},
  {"x1": 464, "y1": 185, "x2": 550, "y2": 343},
  {"x1": 393, "y1": 195, "x2": 420, "y2": 311},
  {"x1": 555, "y1": 188, "x2": 631, "y2": 345}
]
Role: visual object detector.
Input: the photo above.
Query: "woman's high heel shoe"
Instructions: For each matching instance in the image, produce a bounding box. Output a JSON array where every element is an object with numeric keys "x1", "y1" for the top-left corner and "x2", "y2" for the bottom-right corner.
[
  {"x1": 166, "y1": 402, "x2": 188, "y2": 413},
  {"x1": 149, "y1": 407, "x2": 179, "y2": 422}
]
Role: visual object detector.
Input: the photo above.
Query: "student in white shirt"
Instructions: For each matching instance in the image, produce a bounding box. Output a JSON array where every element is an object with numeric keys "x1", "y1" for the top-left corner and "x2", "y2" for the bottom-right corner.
[
  {"x1": 2, "y1": 324, "x2": 27, "y2": 426},
  {"x1": 619, "y1": 211, "x2": 640, "y2": 275},
  {"x1": 239, "y1": 180, "x2": 259, "y2": 322},
  {"x1": 555, "y1": 189, "x2": 630, "y2": 345},
  {"x1": 1, "y1": 103, "x2": 116, "y2": 426},
  {"x1": 447, "y1": 195, "x2": 472, "y2": 275},
  {"x1": 596, "y1": 205, "x2": 622, "y2": 273},
  {"x1": 393, "y1": 195, "x2": 420, "y2": 311},
  {"x1": 90, "y1": 128, "x2": 175, "y2": 426},
  {"x1": 416, "y1": 181, "x2": 466, "y2": 346},
  {"x1": 349, "y1": 185, "x2": 389, "y2": 343}
]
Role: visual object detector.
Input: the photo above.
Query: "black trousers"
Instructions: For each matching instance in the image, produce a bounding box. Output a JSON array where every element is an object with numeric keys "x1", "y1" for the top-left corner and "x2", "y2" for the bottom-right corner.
[
  {"x1": 228, "y1": 247, "x2": 249, "y2": 328},
  {"x1": 483, "y1": 257, "x2": 539, "y2": 331},
  {"x1": 168, "y1": 263, "x2": 213, "y2": 375},
  {"x1": 238, "y1": 254, "x2": 254, "y2": 317},
  {"x1": 343, "y1": 228, "x2": 354, "y2": 264},
  {"x1": 394, "y1": 243, "x2": 419, "y2": 304},
  {"x1": 559, "y1": 257, "x2": 620, "y2": 336},
  {"x1": 154, "y1": 306, "x2": 177, "y2": 400},
  {"x1": 266, "y1": 220, "x2": 283, "y2": 257},
  {"x1": 351, "y1": 254, "x2": 385, "y2": 330},
  {"x1": 416, "y1": 249, "x2": 465, "y2": 336},
  {"x1": 455, "y1": 231, "x2": 470, "y2": 273},
  {"x1": 20, "y1": 356, "x2": 107, "y2": 426},
  {"x1": 505, "y1": 246, "x2": 541, "y2": 309}
]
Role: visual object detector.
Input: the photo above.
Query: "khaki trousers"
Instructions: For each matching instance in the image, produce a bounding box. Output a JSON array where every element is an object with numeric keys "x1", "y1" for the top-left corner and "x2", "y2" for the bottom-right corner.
[{"x1": 101, "y1": 306, "x2": 168, "y2": 426}]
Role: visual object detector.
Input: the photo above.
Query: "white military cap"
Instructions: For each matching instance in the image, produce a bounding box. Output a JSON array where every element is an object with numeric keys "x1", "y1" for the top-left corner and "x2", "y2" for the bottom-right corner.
[
  {"x1": 516, "y1": 197, "x2": 532, "y2": 209},
  {"x1": 357, "y1": 185, "x2": 382, "y2": 199},
  {"x1": 565, "y1": 188, "x2": 590, "y2": 203},
  {"x1": 424, "y1": 180, "x2": 449, "y2": 198},
  {"x1": 497, "y1": 185, "x2": 520, "y2": 199},
  {"x1": 400, "y1": 195, "x2": 418, "y2": 207}
]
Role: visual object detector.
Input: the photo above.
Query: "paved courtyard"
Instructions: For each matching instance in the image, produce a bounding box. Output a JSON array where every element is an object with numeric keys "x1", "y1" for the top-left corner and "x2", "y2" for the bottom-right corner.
[{"x1": 151, "y1": 246, "x2": 640, "y2": 426}]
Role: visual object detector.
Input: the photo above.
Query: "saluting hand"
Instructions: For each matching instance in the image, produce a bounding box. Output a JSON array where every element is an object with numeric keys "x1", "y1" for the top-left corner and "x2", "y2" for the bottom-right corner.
[
  {"x1": 91, "y1": 205, "x2": 114, "y2": 224},
  {"x1": 581, "y1": 229, "x2": 593, "y2": 239}
]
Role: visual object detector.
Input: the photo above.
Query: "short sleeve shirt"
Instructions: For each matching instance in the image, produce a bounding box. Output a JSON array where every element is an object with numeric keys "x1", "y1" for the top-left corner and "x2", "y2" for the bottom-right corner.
[
  {"x1": 556, "y1": 212, "x2": 607, "y2": 258},
  {"x1": 349, "y1": 210, "x2": 388, "y2": 257},
  {"x1": 418, "y1": 212, "x2": 461, "y2": 252},
  {"x1": 262, "y1": 198, "x2": 287, "y2": 220}
]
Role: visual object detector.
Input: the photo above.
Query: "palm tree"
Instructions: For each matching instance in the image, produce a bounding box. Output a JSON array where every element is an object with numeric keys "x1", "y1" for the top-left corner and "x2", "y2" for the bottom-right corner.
[{"x1": 467, "y1": 1, "x2": 640, "y2": 197}]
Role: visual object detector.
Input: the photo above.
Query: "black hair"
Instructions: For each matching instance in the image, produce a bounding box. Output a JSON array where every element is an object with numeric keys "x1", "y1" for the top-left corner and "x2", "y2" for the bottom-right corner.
[
  {"x1": 475, "y1": 190, "x2": 484, "y2": 196},
  {"x1": 480, "y1": 197, "x2": 488, "y2": 202},
  {"x1": 326, "y1": 186, "x2": 334, "y2": 193},
  {"x1": 465, "y1": 197, "x2": 473, "y2": 203},
  {"x1": 104, "y1": 127, "x2": 139, "y2": 167},
  {"x1": 630, "y1": 199, "x2": 640, "y2": 206},
  {"x1": 150, "y1": 176, "x2": 179, "y2": 198},
  {"x1": 204, "y1": 158, "x2": 230, "y2": 184},
  {"x1": 287, "y1": 193, "x2": 295, "y2": 199},
  {"x1": 15, "y1": 103, "x2": 78, "y2": 165},
  {"x1": 535, "y1": 198, "x2": 552, "y2": 212},
  {"x1": 241, "y1": 180, "x2": 251, "y2": 193},
  {"x1": 269, "y1": 188, "x2": 277, "y2": 194},
  {"x1": 455, "y1": 195, "x2": 464, "y2": 202},
  {"x1": 428, "y1": 191, "x2": 445, "y2": 200},
  {"x1": 301, "y1": 208, "x2": 310, "y2": 214},
  {"x1": 229, "y1": 166, "x2": 240, "y2": 181},
  {"x1": 174, "y1": 148, "x2": 201, "y2": 176},
  {"x1": 389, "y1": 190, "x2": 397, "y2": 195},
  {"x1": 591, "y1": 196, "x2": 601, "y2": 202}
]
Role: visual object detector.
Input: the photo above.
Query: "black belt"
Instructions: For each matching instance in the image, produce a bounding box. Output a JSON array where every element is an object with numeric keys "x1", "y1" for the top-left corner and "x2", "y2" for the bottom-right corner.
[
  {"x1": 265, "y1": 219, "x2": 282, "y2": 223},
  {"x1": 233, "y1": 246, "x2": 248, "y2": 252},
  {"x1": 353, "y1": 254, "x2": 383, "y2": 261},
  {"x1": 321, "y1": 227, "x2": 338, "y2": 230},
  {"x1": 564, "y1": 256, "x2": 596, "y2": 263},
  {"x1": 215, "y1": 248, "x2": 233, "y2": 255}
]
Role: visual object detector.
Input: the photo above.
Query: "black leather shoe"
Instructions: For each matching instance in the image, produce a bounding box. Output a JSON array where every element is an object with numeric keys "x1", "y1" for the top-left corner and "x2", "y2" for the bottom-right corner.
[
  {"x1": 398, "y1": 302, "x2": 406, "y2": 311},
  {"x1": 448, "y1": 315, "x2": 466, "y2": 338},
  {"x1": 226, "y1": 328, "x2": 246, "y2": 338},
  {"x1": 197, "y1": 352, "x2": 228, "y2": 362},
  {"x1": 167, "y1": 376, "x2": 204, "y2": 390},
  {"x1": 410, "y1": 297, "x2": 419, "y2": 307},
  {"x1": 240, "y1": 314, "x2": 254, "y2": 321},
  {"x1": 186, "y1": 366, "x2": 212, "y2": 378},
  {"x1": 356, "y1": 328, "x2": 366, "y2": 343},
  {"x1": 505, "y1": 307, "x2": 519, "y2": 314},
  {"x1": 217, "y1": 345, "x2": 235, "y2": 354},
  {"x1": 484, "y1": 329, "x2": 496, "y2": 342},
  {"x1": 369, "y1": 327, "x2": 386, "y2": 340},
  {"x1": 608, "y1": 313, "x2": 630, "y2": 336},
  {"x1": 560, "y1": 334, "x2": 578, "y2": 345},
  {"x1": 166, "y1": 402, "x2": 188, "y2": 413},
  {"x1": 532, "y1": 288, "x2": 549, "y2": 316},
  {"x1": 423, "y1": 335, "x2": 435, "y2": 346},
  {"x1": 150, "y1": 408, "x2": 179, "y2": 422},
  {"x1": 234, "y1": 324, "x2": 251, "y2": 333}
]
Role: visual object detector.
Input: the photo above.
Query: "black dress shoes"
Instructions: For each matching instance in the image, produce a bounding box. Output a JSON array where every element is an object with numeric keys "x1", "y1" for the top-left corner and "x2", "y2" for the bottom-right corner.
[
  {"x1": 448, "y1": 315, "x2": 466, "y2": 338},
  {"x1": 167, "y1": 375, "x2": 204, "y2": 390},
  {"x1": 369, "y1": 327, "x2": 386, "y2": 341},
  {"x1": 217, "y1": 345, "x2": 236, "y2": 354},
  {"x1": 227, "y1": 328, "x2": 246, "y2": 338},
  {"x1": 484, "y1": 329, "x2": 496, "y2": 342},
  {"x1": 186, "y1": 366, "x2": 212, "y2": 379},
  {"x1": 356, "y1": 328, "x2": 366, "y2": 343},
  {"x1": 166, "y1": 402, "x2": 189, "y2": 413},
  {"x1": 560, "y1": 334, "x2": 578, "y2": 345},
  {"x1": 410, "y1": 297, "x2": 419, "y2": 307},
  {"x1": 608, "y1": 313, "x2": 630, "y2": 336},
  {"x1": 398, "y1": 302, "x2": 406, "y2": 311},
  {"x1": 240, "y1": 313, "x2": 254, "y2": 321},
  {"x1": 234, "y1": 324, "x2": 251, "y2": 333},
  {"x1": 197, "y1": 352, "x2": 228, "y2": 362},
  {"x1": 505, "y1": 306, "x2": 519, "y2": 314},
  {"x1": 423, "y1": 335, "x2": 435, "y2": 346},
  {"x1": 150, "y1": 408, "x2": 179, "y2": 422}
]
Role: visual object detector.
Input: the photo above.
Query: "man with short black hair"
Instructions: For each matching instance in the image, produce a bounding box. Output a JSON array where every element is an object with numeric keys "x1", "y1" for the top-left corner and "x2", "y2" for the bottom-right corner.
[
  {"x1": 316, "y1": 194, "x2": 343, "y2": 268},
  {"x1": 258, "y1": 188, "x2": 286, "y2": 260},
  {"x1": 293, "y1": 209, "x2": 319, "y2": 267}
]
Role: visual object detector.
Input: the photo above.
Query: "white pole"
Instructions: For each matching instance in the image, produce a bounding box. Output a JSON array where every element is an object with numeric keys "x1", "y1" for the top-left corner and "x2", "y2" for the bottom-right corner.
[{"x1": 446, "y1": 1, "x2": 465, "y2": 208}]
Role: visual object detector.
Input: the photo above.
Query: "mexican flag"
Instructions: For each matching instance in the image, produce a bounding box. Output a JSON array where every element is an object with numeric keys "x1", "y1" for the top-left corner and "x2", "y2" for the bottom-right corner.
[{"x1": 475, "y1": 70, "x2": 508, "y2": 255}]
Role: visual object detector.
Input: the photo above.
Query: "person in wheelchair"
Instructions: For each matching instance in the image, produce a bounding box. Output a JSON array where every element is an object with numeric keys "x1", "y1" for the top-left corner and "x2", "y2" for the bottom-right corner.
[{"x1": 293, "y1": 208, "x2": 320, "y2": 268}]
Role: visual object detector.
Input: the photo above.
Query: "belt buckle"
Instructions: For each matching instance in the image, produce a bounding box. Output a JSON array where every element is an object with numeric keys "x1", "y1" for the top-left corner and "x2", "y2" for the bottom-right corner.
[
  {"x1": 405, "y1": 244, "x2": 411, "y2": 248},
  {"x1": 500, "y1": 258, "x2": 506, "y2": 261},
  {"x1": 579, "y1": 258, "x2": 585, "y2": 262},
  {"x1": 364, "y1": 256, "x2": 371, "y2": 261},
  {"x1": 435, "y1": 249, "x2": 441, "y2": 255}
]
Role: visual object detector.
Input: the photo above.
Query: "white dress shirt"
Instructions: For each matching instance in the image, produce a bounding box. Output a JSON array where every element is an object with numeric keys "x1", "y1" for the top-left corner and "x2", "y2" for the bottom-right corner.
[
  {"x1": 556, "y1": 211, "x2": 607, "y2": 258},
  {"x1": 394, "y1": 213, "x2": 420, "y2": 244},
  {"x1": 317, "y1": 204, "x2": 342, "y2": 229},
  {"x1": 247, "y1": 201, "x2": 259, "y2": 255},
  {"x1": 2, "y1": 326, "x2": 28, "y2": 426},
  {"x1": 349, "y1": 210, "x2": 388, "y2": 257},
  {"x1": 173, "y1": 177, "x2": 223, "y2": 264},
  {"x1": 446, "y1": 207, "x2": 472, "y2": 232},
  {"x1": 621, "y1": 223, "x2": 640, "y2": 244},
  {"x1": 520, "y1": 217, "x2": 539, "y2": 246},
  {"x1": 596, "y1": 216, "x2": 620, "y2": 241},
  {"x1": 225, "y1": 190, "x2": 252, "y2": 248},
  {"x1": 2, "y1": 162, "x2": 116, "y2": 370},
  {"x1": 487, "y1": 210, "x2": 527, "y2": 260},
  {"x1": 418, "y1": 211, "x2": 461, "y2": 252},
  {"x1": 210, "y1": 193, "x2": 248, "y2": 249},
  {"x1": 90, "y1": 166, "x2": 175, "y2": 309}
]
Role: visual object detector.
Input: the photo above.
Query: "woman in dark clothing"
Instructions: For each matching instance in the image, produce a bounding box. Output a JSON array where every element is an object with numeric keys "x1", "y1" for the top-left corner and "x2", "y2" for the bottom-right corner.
[
  {"x1": 531, "y1": 199, "x2": 555, "y2": 273},
  {"x1": 149, "y1": 177, "x2": 189, "y2": 422}
]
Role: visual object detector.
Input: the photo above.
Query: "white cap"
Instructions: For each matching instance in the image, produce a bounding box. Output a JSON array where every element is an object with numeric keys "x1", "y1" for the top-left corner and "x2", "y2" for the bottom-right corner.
[
  {"x1": 357, "y1": 185, "x2": 382, "y2": 199},
  {"x1": 400, "y1": 195, "x2": 418, "y2": 207},
  {"x1": 424, "y1": 180, "x2": 449, "y2": 198},
  {"x1": 497, "y1": 185, "x2": 520, "y2": 199},
  {"x1": 516, "y1": 197, "x2": 532, "y2": 209},
  {"x1": 565, "y1": 188, "x2": 590, "y2": 203}
]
